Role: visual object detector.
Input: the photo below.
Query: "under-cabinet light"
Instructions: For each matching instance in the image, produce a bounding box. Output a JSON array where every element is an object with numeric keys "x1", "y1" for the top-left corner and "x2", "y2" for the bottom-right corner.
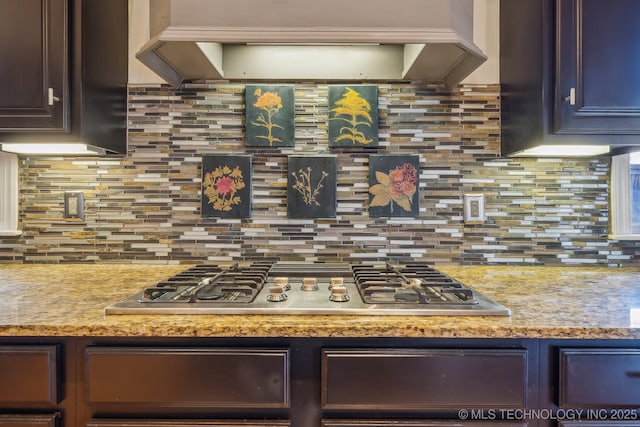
[
  {"x1": 0, "y1": 143, "x2": 104, "y2": 155},
  {"x1": 511, "y1": 144, "x2": 610, "y2": 157}
]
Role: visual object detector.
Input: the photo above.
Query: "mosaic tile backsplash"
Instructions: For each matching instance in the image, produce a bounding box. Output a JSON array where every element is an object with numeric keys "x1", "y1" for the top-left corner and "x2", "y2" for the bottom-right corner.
[{"x1": 2, "y1": 82, "x2": 638, "y2": 265}]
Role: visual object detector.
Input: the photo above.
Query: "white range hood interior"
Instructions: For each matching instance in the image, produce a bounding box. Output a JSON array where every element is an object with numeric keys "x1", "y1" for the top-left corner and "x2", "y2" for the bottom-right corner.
[{"x1": 137, "y1": 0, "x2": 486, "y2": 86}]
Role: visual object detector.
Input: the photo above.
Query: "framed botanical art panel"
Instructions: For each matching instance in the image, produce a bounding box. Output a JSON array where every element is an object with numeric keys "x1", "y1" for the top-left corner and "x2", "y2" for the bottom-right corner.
[
  {"x1": 328, "y1": 84, "x2": 378, "y2": 148},
  {"x1": 245, "y1": 84, "x2": 295, "y2": 147},
  {"x1": 287, "y1": 155, "x2": 337, "y2": 218},
  {"x1": 201, "y1": 155, "x2": 252, "y2": 218},
  {"x1": 368, "y1": 154, "x2": 420, "y2": 217}
]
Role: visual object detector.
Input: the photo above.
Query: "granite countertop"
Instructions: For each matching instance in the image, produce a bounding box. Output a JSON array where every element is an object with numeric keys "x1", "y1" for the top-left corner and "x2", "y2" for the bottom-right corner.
[{"x1": 1, "y1": 263, "x2": 639, "y2": 339}]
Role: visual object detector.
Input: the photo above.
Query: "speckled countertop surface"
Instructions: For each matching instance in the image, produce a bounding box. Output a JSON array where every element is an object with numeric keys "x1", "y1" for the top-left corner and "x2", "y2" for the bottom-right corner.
[{"x1": 1, "y1": 264, "x2": 640, "y2": 339}]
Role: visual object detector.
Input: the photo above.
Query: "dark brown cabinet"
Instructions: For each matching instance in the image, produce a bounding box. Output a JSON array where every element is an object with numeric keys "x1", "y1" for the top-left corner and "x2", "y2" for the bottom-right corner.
[
  {"x1": 322, "y1": 349, "x2": 528, "y2": 411},
  {"x1": 0, "y1": 414, "x2": 59, "y2": 427},
  {"x1": 75, "y1": 339, "x2": 536, "y2": 427},
  {"x1": 558, "y1": 348, "x2": 640, "y2": 408},
  {"x1": 0, "y1": 0, "x2": 67, "y2": 131},
  {"x1": 80, "y1": 345, "x2": 293, "y2": 426},
  {"x1": 85, "y1": 347, "x2": 290, "y2": 409},
  {"x1": 0, "y1": 0, "x2": 128, "y2": 154},
  {"x1": 0, "y1": 346, "x2": 60, "y2": 405},
  {"x1": 7, "y1": 337, "x2": 640, "y2": 427},
  {"x1": 500, "y1": 0, "x2": 640, "y2": 156},
  {"x1": 322, "y1": 422, "x2": 526, "y2": 427},
  {"x1": 87, "y1": 420, "x2": 290, "y2": 427},
  {"x1": 0, "y1": 345, "x2": 64, "y2": 427},
  {"x1": 537, "y1": 341, "x2": 640, "y2": 427},
  {"x1": 554, "y1": 0, "x2": 640, "y2": 135}
]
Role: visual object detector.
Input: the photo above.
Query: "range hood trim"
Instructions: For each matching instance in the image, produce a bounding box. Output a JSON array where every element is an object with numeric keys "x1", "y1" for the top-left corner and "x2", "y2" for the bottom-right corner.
[{"x1": 137, "y1": 19, "x2": 486, "y2": 86}]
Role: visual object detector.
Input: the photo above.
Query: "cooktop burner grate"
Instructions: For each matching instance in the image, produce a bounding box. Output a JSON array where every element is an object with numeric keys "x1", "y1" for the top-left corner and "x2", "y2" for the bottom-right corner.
[
  {"x1": 353, "y1": 263, "x2": 477, "y2": 305},
  {"x1": 139, "y1": 263, "x2": 272, "y2": 304},
  {"x1": 105, "y1": 262, "x2": 511, "y2": 316}
]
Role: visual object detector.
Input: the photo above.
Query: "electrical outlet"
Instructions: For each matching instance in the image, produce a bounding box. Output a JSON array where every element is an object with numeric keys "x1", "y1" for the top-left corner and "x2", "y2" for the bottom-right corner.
[
  {"x1": 464, "y1": 193, "x2": 485, "y2": 224},
  {"x1": 64, "y1": 192, "x2": 84, "y2": 219}
]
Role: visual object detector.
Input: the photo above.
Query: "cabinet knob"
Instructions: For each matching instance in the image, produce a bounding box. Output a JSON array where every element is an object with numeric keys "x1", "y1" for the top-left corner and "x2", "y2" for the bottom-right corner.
[
  {"x1": 564, "y1": 87, "x2": 576, "y2": 105},
  {"x1": 48, "y1": 88, "x2": 61, "y2": 106}
]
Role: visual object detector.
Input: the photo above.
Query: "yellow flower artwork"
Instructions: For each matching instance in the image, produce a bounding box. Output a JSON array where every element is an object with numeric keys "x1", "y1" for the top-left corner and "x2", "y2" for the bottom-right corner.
[{"x1": 329, "y1": 85, "x2": 378, "y2": 147}]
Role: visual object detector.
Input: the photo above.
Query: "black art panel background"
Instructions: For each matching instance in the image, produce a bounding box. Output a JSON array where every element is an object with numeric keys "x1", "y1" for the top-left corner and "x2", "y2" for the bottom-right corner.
[
  {"x1": 201, "y1": 155, "x2": 252, "y2": 218},
  {"x1": 328, "y1": 84, "x2": 378, "y2": 148},
  {"x1": 368, "y1": 154, "x2": 420, "y2": 217},
  {"x1": 287, "y1": 156, "x2": 337, "y2": 218},
  {"x1": 245, "y1": 84, "x2": 295, "y2": 147}
]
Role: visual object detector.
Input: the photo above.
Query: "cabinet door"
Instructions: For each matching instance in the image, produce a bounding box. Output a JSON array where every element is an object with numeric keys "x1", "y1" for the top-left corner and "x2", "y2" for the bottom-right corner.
[
  {"x1": 0, "y1": 0, "x2": 67, "y2": 131},
  {"x1": 87, "y1": 420, "x2": 290, "y2": 427},
  {"x1": 0, "y1": 345, "x2": 60, "y2": 406},
  {"x1": 559, "y1": 348, "x2": 640, "y2": 408},
  {"x1": 322, "y1": 421, "x2": 526, "y2": 427},
  {"x1": 322, "y1": 348, "x2": 528, "y2": 411},
  {"x1": 86, "y1": 347, "x2": 290, "y2": 410},
  {"x1": 555, "y1": 0, "x2": 640, "y2": 134},
  {"x1": 0, "y1": 414, "x2": 58, "y2": 427}
]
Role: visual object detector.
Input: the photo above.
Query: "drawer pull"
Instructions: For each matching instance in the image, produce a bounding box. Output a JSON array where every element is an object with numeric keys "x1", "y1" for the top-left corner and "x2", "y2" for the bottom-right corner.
[{"x1": 626, "y1": 371, "x2": 640, "y2": 378}]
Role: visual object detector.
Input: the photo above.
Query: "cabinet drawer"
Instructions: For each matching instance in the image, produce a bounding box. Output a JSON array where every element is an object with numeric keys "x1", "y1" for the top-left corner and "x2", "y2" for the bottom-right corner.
[
  {"x1": 87, "y1": 419, "x2": 290, "y2": 427},
  {"x1": 322, "y1": 349, "x2": 527, "y2": 410},
  {"x1": 322, "y1": 421, "x2": 526, "y2": 427},
  {"x1": 559, "y1": 348, "x2": 640, "y2": 408},
  {"x1": 0, "y1": 414, "x2": 59, "y2": 427},
  {"x1": 86, "y1": 347, "x2": 289, "y2": 409},
  {"x1": 560, "y1": 422, "x2": 640, "y2": 427},
  {"x1": 0, "y1": 346, "x2": 59, "y2": 405}
]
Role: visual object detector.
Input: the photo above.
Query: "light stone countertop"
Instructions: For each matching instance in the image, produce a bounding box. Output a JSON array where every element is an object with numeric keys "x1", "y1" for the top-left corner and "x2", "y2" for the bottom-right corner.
[{"x1": 1, "y1": 263, "x2": 639, "y2": 339}]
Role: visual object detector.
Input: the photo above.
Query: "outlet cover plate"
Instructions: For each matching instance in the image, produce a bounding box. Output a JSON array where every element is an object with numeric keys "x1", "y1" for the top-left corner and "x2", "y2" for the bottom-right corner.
[
  {"x1": 464, "y1": 193, "x2": 485, "y2": 224},
  {"x1": 64, "y1": 192, "x2": 84, "y2": 219}
]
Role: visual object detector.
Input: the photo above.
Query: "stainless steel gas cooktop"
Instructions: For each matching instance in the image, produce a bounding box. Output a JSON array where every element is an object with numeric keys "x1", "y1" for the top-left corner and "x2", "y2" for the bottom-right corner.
[{"x1": 105, "y1": 262, "x2": 511, "y2": 316}]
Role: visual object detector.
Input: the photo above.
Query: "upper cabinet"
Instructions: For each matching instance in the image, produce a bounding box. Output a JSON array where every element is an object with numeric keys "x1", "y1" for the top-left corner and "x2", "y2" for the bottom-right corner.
[
  {"x1": 501, "y1": 0, "x2": 640, "y2": 156},
  {"x1": 0, "y1": 0, "x2": 67, "y2": 131},
  {"x1": 555, "y1": 0, "x2": 640, "y2": 134},
  {"x1": 0, "y1": 0, "x2": 128, "y2": 154}
]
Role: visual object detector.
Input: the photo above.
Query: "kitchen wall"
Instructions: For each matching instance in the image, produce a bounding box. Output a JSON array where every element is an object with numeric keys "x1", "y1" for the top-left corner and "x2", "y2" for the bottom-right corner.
[
  {"x1": 1, "y1": 0, "x2": 638, "y2": 265},
  {"x1": 1, "y1": 81, "x2": 638, "y2": 265}
]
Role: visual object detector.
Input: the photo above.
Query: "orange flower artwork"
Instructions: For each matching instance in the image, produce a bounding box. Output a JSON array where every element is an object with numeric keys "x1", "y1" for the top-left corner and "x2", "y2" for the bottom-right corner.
[{"x1": 245, "y1": 85, "x2": 295, "y2": 147}]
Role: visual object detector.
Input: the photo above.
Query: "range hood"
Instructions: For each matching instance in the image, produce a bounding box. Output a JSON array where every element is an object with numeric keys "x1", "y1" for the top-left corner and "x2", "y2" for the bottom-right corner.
[{"x1": 137, "y1": 0, "x2": 486, "y2": 87}]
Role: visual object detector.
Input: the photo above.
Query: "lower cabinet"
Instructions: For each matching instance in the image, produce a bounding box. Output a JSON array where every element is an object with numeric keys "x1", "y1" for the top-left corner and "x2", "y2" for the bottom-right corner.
[
  {"x1": 0, "y1": 345, "x2": 63, "y2": 427},
  {"x1": 83, "y1": 346, "x2": 291, "y2": 425},
  {"x1": 540, "y1": 341, "x2": 640, "y2": 427},
  {"x1": 87, "y1": 421, "x2": 290, "y2": 427},
  {"x1": 322, "y1": 348, "x2": 527, "y2": 411},
  {"x1": 0, "y1": 346, "x2": 60, "y2": 405},
  {"x1": 85, "y1": 347, "x2": 290, "y2": 409},
  {"x1": 558, "y1": 348, "x2": 640, "y2": 408},
  {"x1": 0, "y1": 414, "x2": 59, "y2": 427},
  {"x1": 321, "y1": 422, "x2": 526, "y2": 427},
  {"x1": 4, "y1": 337, "x2": 640, "y2": 427},
  {"x1": 77, "y1": 339, "x2": 535, "y2": 427}
]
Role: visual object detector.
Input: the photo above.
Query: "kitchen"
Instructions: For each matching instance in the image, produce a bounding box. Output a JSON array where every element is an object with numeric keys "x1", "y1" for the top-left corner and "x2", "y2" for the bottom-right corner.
[{"x1": 1, "y1": 0, "x2": 640, "y2": 427}]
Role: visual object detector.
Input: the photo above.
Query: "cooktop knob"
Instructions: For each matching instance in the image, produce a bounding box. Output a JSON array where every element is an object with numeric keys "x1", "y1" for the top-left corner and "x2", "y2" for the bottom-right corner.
[
  {"x1": 300, "y1": 277, "x2": 319, "y2": 291},
  {"x1": 328, "y1": 277, "x2": 344, "y2": 290},
  {"x1": 274, "y1": 276, "x2": 291, "y2": 291},
  {"x1": 329, "y1": 285, "x2": 350, "y2": 302},
  {"x1": 266, "y1": 285, "x2": 287, "y2": 302}
]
